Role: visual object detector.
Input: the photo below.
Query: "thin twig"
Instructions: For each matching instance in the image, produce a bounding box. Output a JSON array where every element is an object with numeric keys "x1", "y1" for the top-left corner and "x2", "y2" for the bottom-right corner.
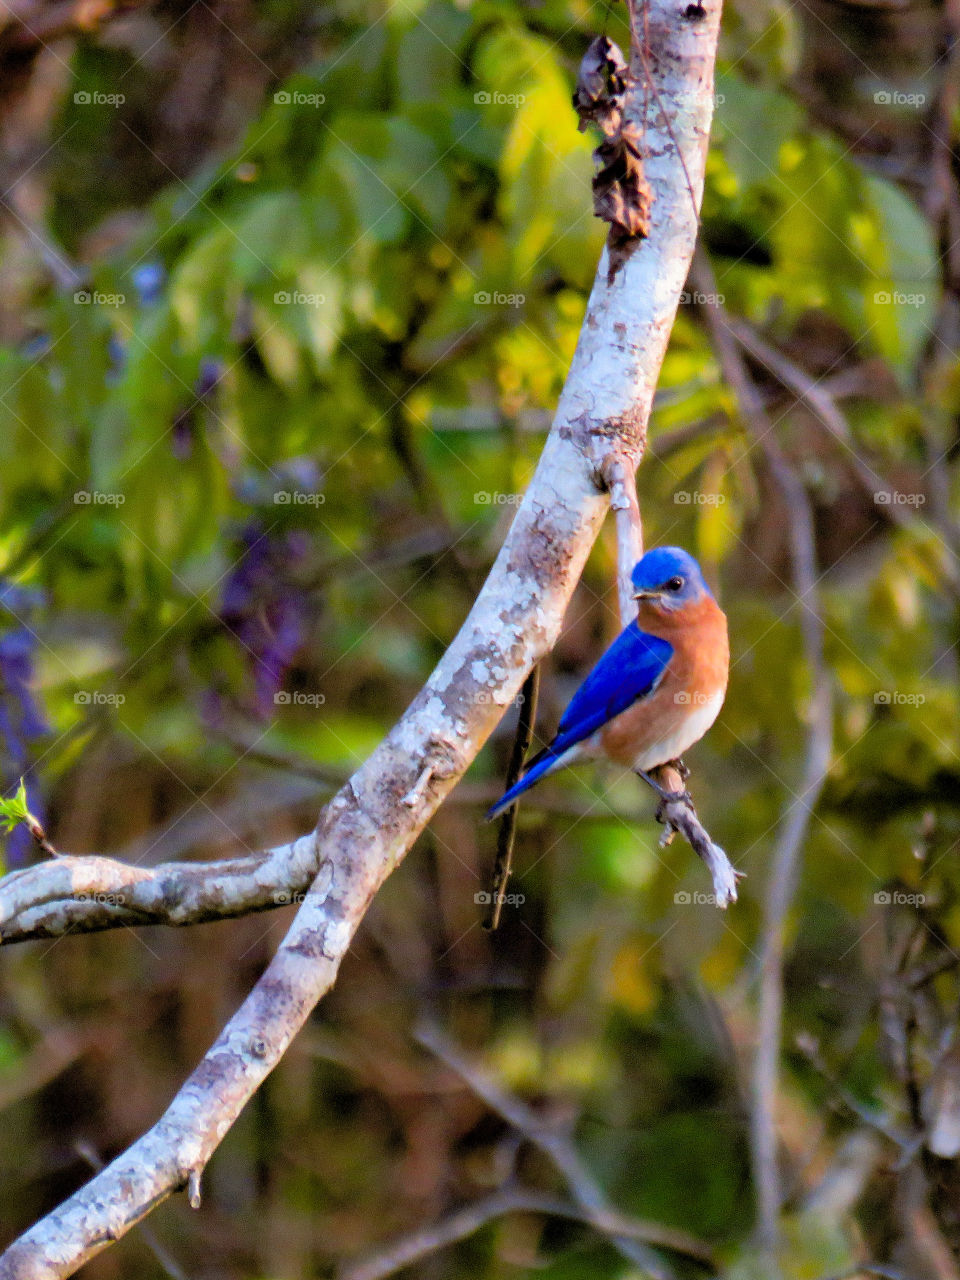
[
  {"x1": 725, "y1": 317, "x2": 948, "y2": 549},
  {"x1": 648, "y1": 763, "x2": 742, "y2": 906},
  {"x1": 0, "y1": 1030, "x2": 86, "y2": 1114},
  {"x1": 24, "y1": 812, "x2": 60, "y2": 860},
  {"x1": 602, "y1": 453, "x2": 645, "y2": 624},
  {"x1": 485, "y1": 665, "x2": 540, "y2": 930}
]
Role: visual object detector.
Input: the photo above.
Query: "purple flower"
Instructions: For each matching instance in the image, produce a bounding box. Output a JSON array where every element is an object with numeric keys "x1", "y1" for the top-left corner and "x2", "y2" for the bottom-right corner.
[
  {"x1": 216, "y1": 522, "x2": 314, "y2": 719},
  {"x1": 0, "y1": 589, "x2": 50, "y2": 867}
]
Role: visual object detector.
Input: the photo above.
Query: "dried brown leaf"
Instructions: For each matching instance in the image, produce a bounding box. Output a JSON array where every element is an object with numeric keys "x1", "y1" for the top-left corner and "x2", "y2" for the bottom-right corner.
[
  {"x1": 593, "y1": 119, "x2": 653, "y2": 281},
  {"x1": 572, "y1": 35, "x2": 628, "y2": 138},
  {"x1": 573, "y1": 36, "x2": 652, "y2": 280}
]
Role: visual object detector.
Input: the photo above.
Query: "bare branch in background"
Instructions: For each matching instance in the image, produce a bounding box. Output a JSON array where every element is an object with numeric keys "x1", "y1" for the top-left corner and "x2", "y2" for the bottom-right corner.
[
  {"x1": 413, "y1": 1021, "x2": 709, "y2": 1279},
  {"x1": 692, "y1": 250, "x2": 834, "y2": 1251},
  {"x1": 0, "y1": 0, "x2": 725, "y2": 1271},
  {"x1": 816, "y1": 1268, "x2": 910, "y2": 1280},
  {"x1": 725, "y1": 316, "x2": 960, "y2": 590},
  {"x1": 795, "y1": 1032, "x2": 910, "y2": 1150},
  {"x1": 0, "y1": 1029, "x2": 87, "y2": 1115},
  {"x1": 339, "y1": 1185, "x2": 714, "y2": 1280}
]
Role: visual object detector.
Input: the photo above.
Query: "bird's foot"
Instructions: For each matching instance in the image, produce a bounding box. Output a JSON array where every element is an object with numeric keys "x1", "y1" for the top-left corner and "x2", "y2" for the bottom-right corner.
[
  {"x1": 635, "y1": 769, "x2": 691, "y2": 810},
  {"x1": 666, "y1": 757, "x2": 690, "y2": 781}
]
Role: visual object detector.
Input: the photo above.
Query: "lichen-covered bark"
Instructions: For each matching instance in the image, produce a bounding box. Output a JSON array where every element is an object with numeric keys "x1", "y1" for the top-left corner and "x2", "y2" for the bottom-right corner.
[{"x1": 0, "y1": 0, "x2": 723, "y2": 1272}]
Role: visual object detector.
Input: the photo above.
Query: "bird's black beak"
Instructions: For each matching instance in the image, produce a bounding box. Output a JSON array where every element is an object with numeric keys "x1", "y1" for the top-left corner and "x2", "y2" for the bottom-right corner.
[{"x1": 633, "y1": 588, "x2": 661, "y2": 601}]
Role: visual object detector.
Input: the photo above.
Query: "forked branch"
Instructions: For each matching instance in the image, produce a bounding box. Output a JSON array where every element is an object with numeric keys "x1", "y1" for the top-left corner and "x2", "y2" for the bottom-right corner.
[{"x1": 0, "y1": 1, "x2": 725, "y2": 1272}]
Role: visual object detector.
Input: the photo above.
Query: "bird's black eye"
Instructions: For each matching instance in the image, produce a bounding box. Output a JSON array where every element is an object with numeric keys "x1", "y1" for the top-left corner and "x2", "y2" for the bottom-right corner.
[{"x1": 665, "y1": 576, "x2": 684, "y2": 591}]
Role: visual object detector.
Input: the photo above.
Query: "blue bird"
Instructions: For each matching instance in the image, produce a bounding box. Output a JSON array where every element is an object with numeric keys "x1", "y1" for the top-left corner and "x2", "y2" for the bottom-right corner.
[{"x1": 487, "y1": 547, "x2": 728, "y2": 819}]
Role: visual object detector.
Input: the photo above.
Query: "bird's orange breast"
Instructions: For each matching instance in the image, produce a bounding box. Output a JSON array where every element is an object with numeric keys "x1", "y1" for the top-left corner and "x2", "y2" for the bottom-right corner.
[{"x1": 598, "y1": 596, "x2": 729, "y2": 769}]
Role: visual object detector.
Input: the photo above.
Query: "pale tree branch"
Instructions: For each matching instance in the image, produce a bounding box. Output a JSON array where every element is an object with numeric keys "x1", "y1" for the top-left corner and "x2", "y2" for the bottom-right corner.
[
  {"x1": 0, "y1": 836, "x2": 321, "y2": 943},
  {"x1": 0, "y1": 2, "x2": 725, "y2": 1273},
  {"x1": 73, "y1": 1145, "x2": 189, "y2": 1280},
  {"x1": 650, "y1": 764, "x2": 742, "y2": 906},
  {"x1": 603, "y1": 452, "x2": 644, "y2": 625},
  {"x1": 0, "y1": 777, "x2": 700, "y2": 951}
]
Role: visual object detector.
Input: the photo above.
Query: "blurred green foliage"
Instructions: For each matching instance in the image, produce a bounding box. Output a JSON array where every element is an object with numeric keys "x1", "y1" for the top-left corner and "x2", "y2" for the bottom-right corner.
[{"x1": 0, "y1": 0, "x2": 958, "y2": 1275}]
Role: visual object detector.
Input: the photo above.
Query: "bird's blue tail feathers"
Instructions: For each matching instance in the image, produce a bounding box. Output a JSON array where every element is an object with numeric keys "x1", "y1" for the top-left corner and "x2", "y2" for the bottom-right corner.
[{"x1": 485, "y1": 746, "x2": 564, "y2": 821}]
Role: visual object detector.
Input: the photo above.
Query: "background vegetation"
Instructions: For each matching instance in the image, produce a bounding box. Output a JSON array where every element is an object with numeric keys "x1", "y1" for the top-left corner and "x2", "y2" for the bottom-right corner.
[{"x1": 0, "y1": 0, "x2": 958, "y2": 1275}]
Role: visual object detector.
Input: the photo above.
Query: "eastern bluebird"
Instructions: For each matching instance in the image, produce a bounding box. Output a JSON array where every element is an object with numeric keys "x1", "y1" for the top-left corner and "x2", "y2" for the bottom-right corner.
[{"x1": 487, "y1": 546, "x2": 728, "y2": 819}]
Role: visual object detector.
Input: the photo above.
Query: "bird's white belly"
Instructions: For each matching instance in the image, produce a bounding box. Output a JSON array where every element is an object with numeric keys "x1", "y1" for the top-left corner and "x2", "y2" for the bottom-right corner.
[{"x1": 631, "y1": 689, "x2": 725, "y2": 772}]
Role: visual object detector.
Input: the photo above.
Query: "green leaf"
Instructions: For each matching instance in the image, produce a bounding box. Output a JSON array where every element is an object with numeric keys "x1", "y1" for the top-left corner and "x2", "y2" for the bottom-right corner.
[
  {"x1": 714, "y1": 71, "x2": 801, "y2": 191},
  {"x1": 0, "y1": 778, "x2": 31, "y2": 836}
]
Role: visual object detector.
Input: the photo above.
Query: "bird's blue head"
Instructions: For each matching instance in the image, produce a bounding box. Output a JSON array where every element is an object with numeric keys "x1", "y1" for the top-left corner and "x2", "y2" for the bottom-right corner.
[{"x1": 630, "y1": 546, "x2": 712, "y2": 612}]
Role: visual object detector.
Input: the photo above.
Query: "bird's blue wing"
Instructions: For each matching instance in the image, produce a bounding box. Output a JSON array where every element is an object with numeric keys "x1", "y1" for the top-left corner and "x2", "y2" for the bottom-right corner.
[
  {"x1": 486, "y1": 624, "x2": 673, "y2": 820},
  {"x1": 553, "y1": 623, "x2": 673, "y2": 751}
]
